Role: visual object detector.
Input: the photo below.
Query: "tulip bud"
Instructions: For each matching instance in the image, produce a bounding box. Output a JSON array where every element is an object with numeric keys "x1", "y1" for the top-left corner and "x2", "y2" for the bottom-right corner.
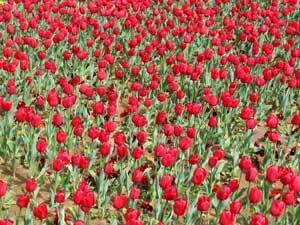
[
  {"x1": 112, "y1": 194, "x2": 127, "y2": 209},
  {"x1": 17, "y1": 194, "x2": 30, "y2": 208},
  {"x1": 250, "y1": 213, "x2": 268, "y2": 225},
  {"x1": 33, "y1": 202, "x2": 48, "y2": 220},
  {"x1": 270, "y1": 200, "x2": 285, "y2": 217},
  {"x1": 197, "y1": 195, "x2": 211, "y2": 212},
  {"x1": 230, "y1": 200, "x2": 242, "y2": 214},
  {"x1": 219, "y1": 210, "x2": 234, "y2": 225},
  {"x1": 25, "y1": 178, "x2": 37, "y2": 193},
  {"x1": 249, "y1": 187, "x2": 262, "y2": 203},
  {"x1": 173, "y1": 197, "x2": 188, "y2": 216},
  {"x1": 0, "y1": 180, "x2": 8, "y2": 197}
]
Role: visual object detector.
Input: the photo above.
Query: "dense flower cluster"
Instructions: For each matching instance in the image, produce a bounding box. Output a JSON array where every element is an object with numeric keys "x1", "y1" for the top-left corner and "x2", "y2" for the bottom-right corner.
[{"x1": 0, "y1": 0, "x2": 299, "y2": 224}]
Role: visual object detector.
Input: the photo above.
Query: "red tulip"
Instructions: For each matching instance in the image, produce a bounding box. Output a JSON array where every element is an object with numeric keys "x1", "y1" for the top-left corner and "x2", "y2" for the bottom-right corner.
[
  {"x1": 55, "y1": 189, "x2": 66, "y2": 203},
  {"x1": 131, "y1": 168, "x2": 146, "y2": 183},
  {"x1": 112, "y1": 194, "x2": 127, "y2": 209},
  {"x1": 132, "y1": 113, "x2": 147, "y2": 127},
  {"x1": 219, "y1": 210, "x2": 234, "y2": 225},
  {"x1": 187, "y1": 127, "x2": 196, "y2": 138},
  {"x1": 114, "y1": 131, "x2": 126, "y2": 145},
  {"x1": 125, "y1": 208, "x2": 141, "y2": 221},
  {"x1": 188, "y1": 154, "x2": 200, "y2": 165},
  {"x1": 179, "y1": 136, "x2": 192, "y2": 151},
  {"x1": 161, "y1": 153, "x2": 176, "y2": 167},
  {"x1": 56, "y1": 129, "x2": 67, "y2": 143},
  {"x1": 228, "y1": 179, "x2": 239, "y2": 192},
  {"x1": 214, "y1": 148, "x2": 225, "y2": 160},
  {"x1": 208, "y1": 115, "x2": 218, "y2": 127},
  {"x1": 197, "y1": 195, "x2": 211, "y2": 212},
  {"x1": 17, "y1": 194, "x2": 30, "y2": 208},
  {"x1": 47, "y1": 88, "x2": 59, "y2": 107},
  {"x1": 80, "y1": 190, "x2": 96, "y2": 212},
  {"x1": 129, "y1": 186, "x2": 140, "y2": 200},
  {"x1": 159, "y1": 174, "x2": 174, "y2": 190},
  {"x1": 291, "y1": 112, "x2": 300, "y2": 126},
  {"x1": 239, "y1": 156, "x2": 252, "y2": 171},
  {"x1": 36, "y1": 138, "x2": 47, "y2": 153},
  {"x1": 136, "y1": 130, "x2": 147, "y2": 144},
  {"x1": 267, "y1": 130, "x2": 280, "y2": 143},
  {"x1": 52, "y1": 113, "x2": 63, "y2": 126},
  {"x1": 283, "y1": 191, "x2": 296, "y2": 205},
  {"x1": 173, "y1": 197, "x2": 188, "y2": 216},
  {"x1": 246, "y1": 118, "x2": 258, "y2": 129},
  {"x1": 33, "y1": 202, "x2": 48, "y2": 220},
  {"x1": 289, "y1": 175, "x2": 300, "y2": 192},
  {"x1": 74, "y1": 220, "x2": 85, "y2": 225},
  {"x1": 174, "y1": 125, "x2": 183, "y2": 136},
  {"x1": 250, "y1": 213, "x2": 268, "y2": 225},
  {"x1": 270, "y1": 200, "x2": 285, "y2": 217},
  {"x1": 245, "y1": 167, "x2": 258, "y2": 181},
  {"x1": 249, "y1": 187, "x2": 262, "y2": 204},
  {"x1": 131, "y1": 146, "x2": 144, "y2": 159},
  {"x1": 249, "y1": 92, "x2": 259, "y2": 102},
  {"x1": 25, "y1": 178, "x2": 37, "y2": 193},
  {"x1": 192, "y1": 167, "x2": 207, "y2": 185},
  {"x1": 79, "y1": 155, "x2": 89, "y2": 169},
  {"x1": 266, "y1": 114, "x2": 279, "y2": 128},
  {"x1": 240, "y1": 106, "x2": 255, "y2": 120},
  {"x1": 230, "y1": 200, "x2": 242, "y2": 214},
  {"x1": 156, "y1": 222, "x2": 165, "y2": 225},
  {"x1": 163, "y1": 185, "x2": 178, "y2": 201},
  {"x1": 266, "y1": 165, "x2": 281, "y2": 182},
  {"x1": 216, "y1": 185, "x2": 231, "y2": 201},
  {"x1": 53, "y1": 157, "x2": 65, "y2": 171},
  {"x1": 0, "y1": 180, "x2": 8, "y2": 197},
  {"x1": 0, "y1": 219, "x2": 13, "y2": 225},
  {"x1": 208, "y1": 156, "x2": 218, "y2": 167}
]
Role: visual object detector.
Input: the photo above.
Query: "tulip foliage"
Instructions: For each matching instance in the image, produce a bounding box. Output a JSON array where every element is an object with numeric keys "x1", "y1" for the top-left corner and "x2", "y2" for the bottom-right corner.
[{"x1": 0, "y1": 0, "x2": 299, "y2": 224}]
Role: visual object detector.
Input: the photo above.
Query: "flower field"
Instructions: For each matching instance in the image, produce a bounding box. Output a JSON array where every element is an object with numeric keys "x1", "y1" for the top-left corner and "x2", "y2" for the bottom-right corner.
[{"x1": 0, "y1": 0, "x2": 300, "y2": 224}]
